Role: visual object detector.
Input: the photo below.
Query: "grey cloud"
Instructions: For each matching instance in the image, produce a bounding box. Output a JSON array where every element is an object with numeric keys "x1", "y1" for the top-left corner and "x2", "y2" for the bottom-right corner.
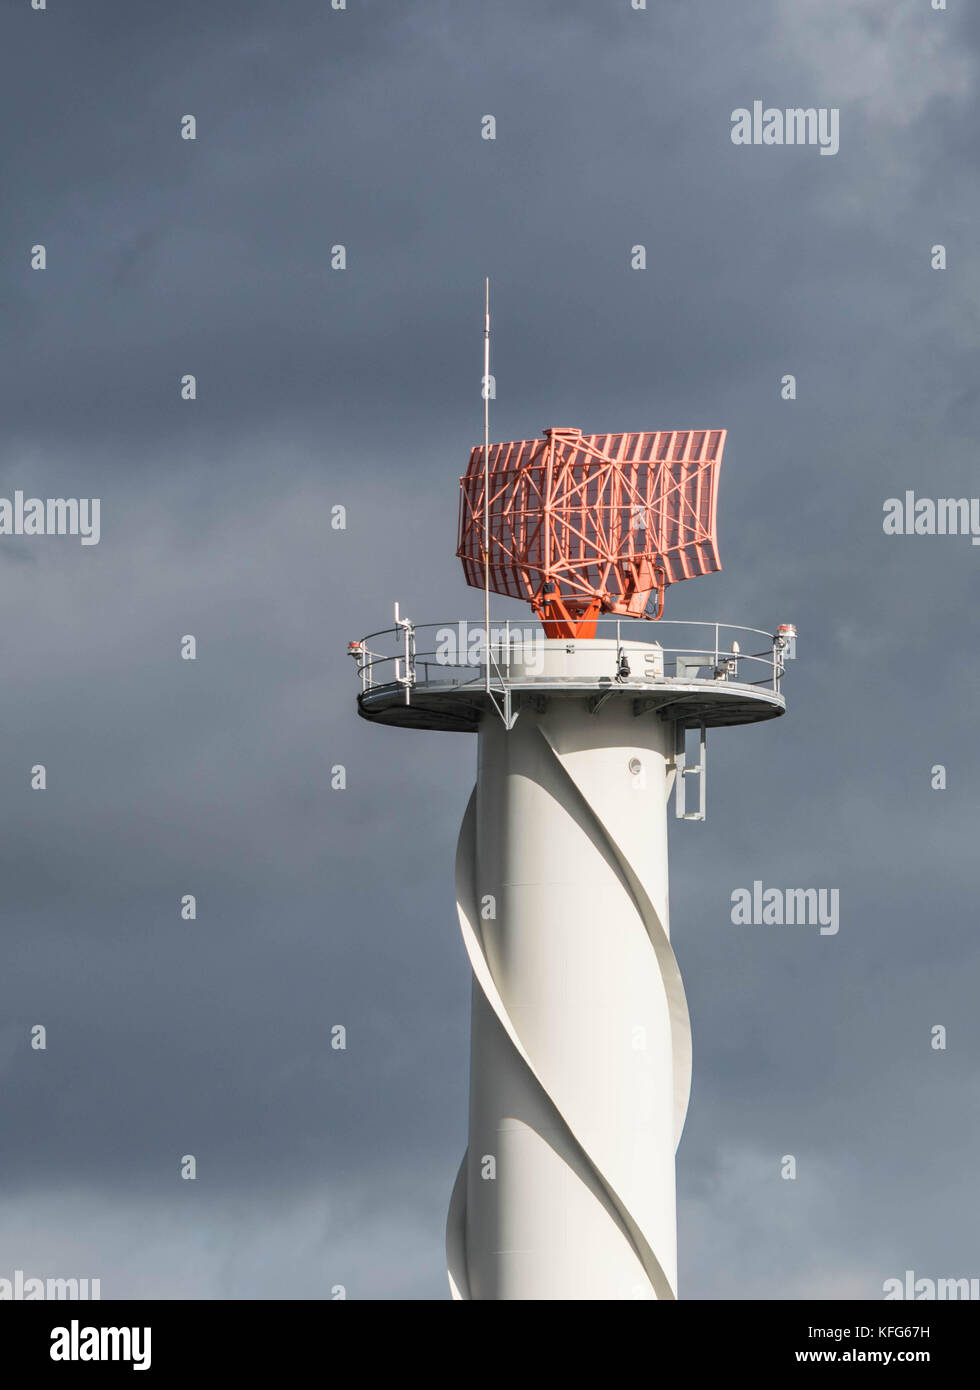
[{"x1": 1, "y1": 0, "x2": 977, "y2": 1297}]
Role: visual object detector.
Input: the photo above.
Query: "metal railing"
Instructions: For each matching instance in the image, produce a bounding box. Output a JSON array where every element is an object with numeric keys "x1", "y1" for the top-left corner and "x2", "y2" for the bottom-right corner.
[{"x1": 349, "y1": 613, "x2": 795, "y2": 702}]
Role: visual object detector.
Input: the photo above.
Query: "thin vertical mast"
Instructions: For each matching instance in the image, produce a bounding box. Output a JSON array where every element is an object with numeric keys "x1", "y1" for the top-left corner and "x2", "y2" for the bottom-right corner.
[{"x1": 483, "y1": 277, "x2": 491, "y2": 693}]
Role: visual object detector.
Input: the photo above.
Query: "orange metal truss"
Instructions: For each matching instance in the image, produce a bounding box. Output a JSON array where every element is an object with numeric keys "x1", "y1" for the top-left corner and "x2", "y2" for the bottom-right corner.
[{"x1": 457, "y1": 426, "x2": 726, "y2": 637}]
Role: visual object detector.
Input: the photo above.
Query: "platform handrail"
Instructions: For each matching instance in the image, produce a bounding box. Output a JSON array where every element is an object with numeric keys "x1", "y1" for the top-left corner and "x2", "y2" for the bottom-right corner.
[{"x1": 349, "y1": 614, "x2": 795, "y2": 701}]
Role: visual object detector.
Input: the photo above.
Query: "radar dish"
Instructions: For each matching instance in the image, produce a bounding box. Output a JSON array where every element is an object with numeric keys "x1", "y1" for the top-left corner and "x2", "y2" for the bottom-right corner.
[{"x1": 457, "y1": 426, "x2": 726, "y2": 636}]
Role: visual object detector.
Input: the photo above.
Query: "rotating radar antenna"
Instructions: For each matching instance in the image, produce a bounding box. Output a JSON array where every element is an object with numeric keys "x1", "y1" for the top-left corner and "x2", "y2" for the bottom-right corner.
[{"x1": 457, "y1": 426, "x2": 726, "y2": 636}]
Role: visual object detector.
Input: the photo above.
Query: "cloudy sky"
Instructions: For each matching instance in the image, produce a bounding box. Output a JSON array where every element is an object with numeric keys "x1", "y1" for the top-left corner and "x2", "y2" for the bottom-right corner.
[{"x1": 1, "y1": 0, "x2": 978, "y2": 1299}]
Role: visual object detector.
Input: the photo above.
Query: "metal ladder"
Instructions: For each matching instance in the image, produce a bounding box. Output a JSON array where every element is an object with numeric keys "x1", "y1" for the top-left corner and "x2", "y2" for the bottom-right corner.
[{"x1": 674, "y1": 721, "x2": 706, "y2": 822}]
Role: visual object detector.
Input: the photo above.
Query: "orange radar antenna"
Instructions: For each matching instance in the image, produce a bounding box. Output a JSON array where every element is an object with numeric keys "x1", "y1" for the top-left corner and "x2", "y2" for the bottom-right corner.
[{"x1": 457, "y1": 426, "x2": 726, "y2": 638}]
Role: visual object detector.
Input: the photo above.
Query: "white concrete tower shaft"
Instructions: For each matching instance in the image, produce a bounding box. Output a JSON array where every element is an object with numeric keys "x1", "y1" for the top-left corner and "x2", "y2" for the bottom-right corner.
[{"x1": 447, "y1": 680, "x2": 689, "y2": 1300}]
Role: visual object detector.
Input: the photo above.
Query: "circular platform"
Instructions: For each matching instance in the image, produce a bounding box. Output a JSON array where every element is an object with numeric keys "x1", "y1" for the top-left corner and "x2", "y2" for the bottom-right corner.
[{"x1": 353, "y1": 631, "x2": 787, "y2": 733}]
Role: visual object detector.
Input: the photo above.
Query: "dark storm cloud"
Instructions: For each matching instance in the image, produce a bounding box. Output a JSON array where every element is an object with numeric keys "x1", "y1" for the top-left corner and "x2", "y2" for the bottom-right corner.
[{"x1": 0, "y1": 0, "x2": 977, "y2": 1297}]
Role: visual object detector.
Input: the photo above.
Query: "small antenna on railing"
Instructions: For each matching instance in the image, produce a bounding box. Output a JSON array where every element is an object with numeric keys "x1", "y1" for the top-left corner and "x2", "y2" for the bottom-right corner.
[{"x1": 483, "y1": 277, "x2": 491, "y2": 694}]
